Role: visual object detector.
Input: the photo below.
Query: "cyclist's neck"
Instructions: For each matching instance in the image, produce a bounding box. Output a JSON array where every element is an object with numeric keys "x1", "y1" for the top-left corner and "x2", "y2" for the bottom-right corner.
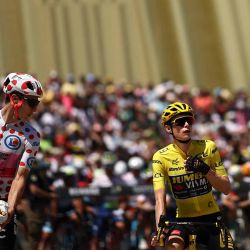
[{"x1": 173, "y1": 139, "x2": 192, "y2": 155}]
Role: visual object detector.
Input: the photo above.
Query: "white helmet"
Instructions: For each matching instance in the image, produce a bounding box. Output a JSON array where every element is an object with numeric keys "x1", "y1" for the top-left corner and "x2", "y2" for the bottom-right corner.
[
  {"x1": 114, "y1": 160, "x2": 127, "y2": 176},
  {"x1": 2, "y1": 72, "x2": 43, "y2": 99},
  {"x1": 228, "y1": 164, "x2": 242, "y2": 178},
  {"x1": 128, "y1": 156, "x2": 144, "y2": 170}
]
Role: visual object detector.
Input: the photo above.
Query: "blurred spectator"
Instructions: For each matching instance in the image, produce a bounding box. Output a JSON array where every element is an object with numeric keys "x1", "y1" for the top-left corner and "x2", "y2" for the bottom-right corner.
[
  {"x1": 71, "y1": 196, "x2": 98, "y2": 250},
  {"x1": 122, "y1": 156, "x2": 146, "y2": 186},
  {"x1": 0, "y1": 71, "x2": 249, "y2": 249},
  {"x1": 109, "y1": 196, "x2": 131, "y2": 250},
  {"x1": 90, "y1": 151, "x2": 125, "y2": 187},
  {"x1": 223, "y1": 164, "x2": 250, "y2": 249},
  {"x1": 23, "y1": 159, "x2": 57, "y2": 250},
  {"x1": 193, "y1": 89, "x2": 214, "y2": 114},
  {"x1": 60, "y1": 73, "x2": 78, "y2": 113}
]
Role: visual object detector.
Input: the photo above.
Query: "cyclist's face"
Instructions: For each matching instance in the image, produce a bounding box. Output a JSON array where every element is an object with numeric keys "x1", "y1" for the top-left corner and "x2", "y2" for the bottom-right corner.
[
  {"x1": 19, "y1": 97, "x2": 40, "y2": 119},
  {"x1": 10, "y1": 94, "x2": 39, "y2": 120},
  {"x1": 169, "y1": 115, "x2": 194, "y2": 140}
]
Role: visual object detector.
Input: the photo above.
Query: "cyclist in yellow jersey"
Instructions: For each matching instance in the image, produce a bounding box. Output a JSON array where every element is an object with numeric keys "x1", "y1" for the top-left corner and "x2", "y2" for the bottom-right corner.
[{"x1": 151, "y1": 102, "x2": 235, "y2": 250}]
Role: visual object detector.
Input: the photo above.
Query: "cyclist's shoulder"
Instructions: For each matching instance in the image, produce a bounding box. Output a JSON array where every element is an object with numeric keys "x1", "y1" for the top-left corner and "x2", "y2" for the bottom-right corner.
[
  {"x1": 22, "y1": 121, "x2": 41, "y2": 140},
  {"x1": 153, "y1": 144, "x2": 175, "y2": 157},
  {"x1": 22, "y1": 121, "x2": 38, "y2": 131},
  {"x1": 18, "y1": 122, "x2": 40, "y2": 150},
  {"x1": 191, "y1": 139, "x2": 216, "y2": 147}
]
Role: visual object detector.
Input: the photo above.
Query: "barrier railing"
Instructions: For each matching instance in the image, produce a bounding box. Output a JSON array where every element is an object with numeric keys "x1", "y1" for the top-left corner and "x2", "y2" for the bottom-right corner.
[{"x1": 68, "y1": 185, "x2": 154, "y2": 197}]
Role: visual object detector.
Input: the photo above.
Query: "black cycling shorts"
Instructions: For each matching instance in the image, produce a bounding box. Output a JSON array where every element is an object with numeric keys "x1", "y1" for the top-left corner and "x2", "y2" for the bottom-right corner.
[
  {"x1": 168, "y1": 213, "x2": 235, "y2": 250},
  {"x1": 0, "y1": 215, "x2": 16, "y2": 250}
]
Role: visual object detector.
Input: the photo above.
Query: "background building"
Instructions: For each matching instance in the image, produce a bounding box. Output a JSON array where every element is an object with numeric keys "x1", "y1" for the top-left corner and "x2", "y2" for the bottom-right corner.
[{"x1": 0, "y1": 0, "x2": 250, "y2": 89}]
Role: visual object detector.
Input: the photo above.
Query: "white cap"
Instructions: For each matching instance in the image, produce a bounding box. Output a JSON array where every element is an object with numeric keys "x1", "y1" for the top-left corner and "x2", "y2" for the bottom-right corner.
[
  {"x1": 114, "y1": 160, "x2": 127, "y2": 175},
  {"x1": 128, "y1": 156, "x2": 144, "y2": 170}
]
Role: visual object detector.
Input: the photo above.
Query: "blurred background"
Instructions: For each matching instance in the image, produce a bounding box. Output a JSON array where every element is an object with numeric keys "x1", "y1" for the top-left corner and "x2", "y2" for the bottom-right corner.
[{"x1": 0, "y1": 0, "x2": 250, "y2": 250}]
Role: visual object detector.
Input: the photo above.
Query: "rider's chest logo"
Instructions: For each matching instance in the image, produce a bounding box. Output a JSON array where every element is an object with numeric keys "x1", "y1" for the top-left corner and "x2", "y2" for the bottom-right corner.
[
  {"x1": 4, "y1": 135, "x2": 21, "y2": 150},
  {"x1": 172, "y1": 158, "x2": 180, "y2": 165}
]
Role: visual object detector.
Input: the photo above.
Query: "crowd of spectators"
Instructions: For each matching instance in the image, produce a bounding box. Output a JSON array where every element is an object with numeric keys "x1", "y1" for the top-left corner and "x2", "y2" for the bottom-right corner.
[{"x1": 1, "y1": 71, "x2": 250, "y2": 250}]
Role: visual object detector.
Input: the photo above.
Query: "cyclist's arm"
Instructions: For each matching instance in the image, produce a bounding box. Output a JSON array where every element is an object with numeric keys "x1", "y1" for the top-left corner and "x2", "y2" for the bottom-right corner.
[
  {"x1": 8, "y1": 136, "x2": 40, "y2": 219},
  {"x1": 205, "y1": 170, "x2": 231, "y2": 195},
  {"x1": 152, "y1": 152, "x2": 167, "y2": 229},
  {"x1": 205, "y1": 142, "x2": 231, "y2": 195},
  {"x1": 7, "y1": 166, "x2": 29, "y2": 218},
  {"x1": 154, "y1": 188, "x2": 166, "y2": 229}
]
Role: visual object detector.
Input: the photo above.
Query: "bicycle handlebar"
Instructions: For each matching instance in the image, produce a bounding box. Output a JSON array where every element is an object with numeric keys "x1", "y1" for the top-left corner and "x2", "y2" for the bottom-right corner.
[
  {"x1": 156, "y1": 215, "x2": 235, "y2": 249},
  {"x1": 163, "y1": 220, "x2": 219, "y2": 226},
  {"x1": 157, "y1": 214, "x2": 221, "y2": 241}
]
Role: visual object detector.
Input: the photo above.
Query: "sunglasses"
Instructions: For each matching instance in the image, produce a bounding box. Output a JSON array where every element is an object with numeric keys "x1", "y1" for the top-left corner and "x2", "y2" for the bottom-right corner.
[
  {"x1": 171, "y1": 117, "x2": 194, "y2": 127},
  {"x1": 24, "y1": 97, "x2": 40, "y2": 108}
]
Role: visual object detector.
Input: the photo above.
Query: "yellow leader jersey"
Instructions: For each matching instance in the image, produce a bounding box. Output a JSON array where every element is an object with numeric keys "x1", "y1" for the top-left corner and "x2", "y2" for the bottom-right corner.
[{"x1": 152, "y1": 140, "x2": 227, "y2": 218}]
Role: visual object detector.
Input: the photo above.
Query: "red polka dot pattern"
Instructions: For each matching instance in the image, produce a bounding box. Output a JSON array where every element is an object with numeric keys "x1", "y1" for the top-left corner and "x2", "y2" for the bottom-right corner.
[
  {"x1": 0, "y1": 113, "x2": 41, "y2": 199},
  {"x1": 7, "y1": 85, "x2": 12, "y2": 91},
  {"x1": 37, "y1": 88, "x2": 43, "y2": 95},
  {"x1": 29, "y1": 135, "x2": 34, "y2": 139},
  {"x1": 21, "y1": 81, "x2": 29, "y2": 90}
]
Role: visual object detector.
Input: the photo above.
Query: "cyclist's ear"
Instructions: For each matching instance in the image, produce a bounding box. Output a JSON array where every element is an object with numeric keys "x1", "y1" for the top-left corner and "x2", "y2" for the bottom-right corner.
[{"x1": 165, "y1": 125, "x2": 172, "y2": 134}]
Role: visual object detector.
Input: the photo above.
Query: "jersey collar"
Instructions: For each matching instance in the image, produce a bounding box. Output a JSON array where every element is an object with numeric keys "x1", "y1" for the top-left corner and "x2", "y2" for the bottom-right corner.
[{"x1": 172, "y1": 140, "x2": 195, "y2": 157}]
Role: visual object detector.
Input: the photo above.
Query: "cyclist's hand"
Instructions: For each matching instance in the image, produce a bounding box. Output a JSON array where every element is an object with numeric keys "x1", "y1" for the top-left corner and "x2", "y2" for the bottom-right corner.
[
  {"x1": 151, "y1": 231, "x2": 167, "y2": 247},
  {"x1": 185, "y1": 155, "x2": 210, "y2": 174},
  {"x1": 151, "y1": 234, "x2": 163, "y2": 247},
  {"x1": 0, "y1": 215, "x2": 11, "y2": 231},
  {"x1": 0, "y1": 210, "x2": 13, "y2": 231},
  {"x1": 151, "y1": 234, "x2": 158, "y2": 246}
]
